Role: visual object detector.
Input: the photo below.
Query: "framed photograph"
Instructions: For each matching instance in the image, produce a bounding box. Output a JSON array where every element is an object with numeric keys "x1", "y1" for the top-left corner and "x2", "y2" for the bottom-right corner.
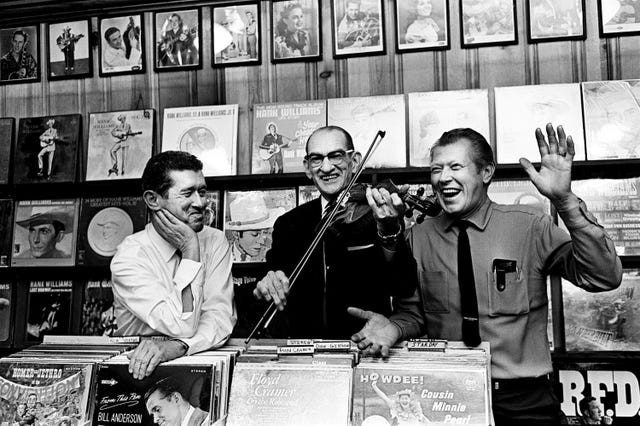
[
  {"x1": 224, "y1": 189, "x2": 296, "y2": 263},
  {"x1": 272, "y1": 0, "x2": 322, "y2": 62},
  {"x1": 211, "y1": 2, "x2": 261, "y2": 67},
  {"x1": 331, "y1": 0, "x2": 386, "y2": 58},
  {"x1": 47, "y1": 19, "x2": 92, "y2": 80},
  {"x1": 0, "y1": 25, "x2": 40, "y2": 84},
  {"x1": 86, "y1": 109, "x2": 155, "y2": 181},
  {"x1": 251, "y1": 100, "x2": 327, "y2": 174},
  {"x1": 395, "y1": 0, "x2": 450, "y2": 52},
  {"x1": 526, "y1": 0, "x2": 586, "y2": 43},
  {"x1": 153, "y1": 8, "x2": 202, "y2": 72},
  {"x1": 598, "y1": 0, "x2": 640, "y2": 36},
  {"x1": 460, "y1": 0, "x2": 518, "y2": 48},
  {"x1": 99, "y1": 14, "x2": 145, "y2": 76},
  {"x1": 161, "y1": 105, "x2": 238, "y2": 177},
  {"x1": 494, "y1": 83, "x2": 585, "y2": 164}
]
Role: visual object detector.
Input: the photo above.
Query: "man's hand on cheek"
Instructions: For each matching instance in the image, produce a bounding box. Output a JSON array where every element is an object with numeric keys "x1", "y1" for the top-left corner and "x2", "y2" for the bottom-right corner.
[{"x1": 152, "y1": 209, "x2": 199, "y2": 260}]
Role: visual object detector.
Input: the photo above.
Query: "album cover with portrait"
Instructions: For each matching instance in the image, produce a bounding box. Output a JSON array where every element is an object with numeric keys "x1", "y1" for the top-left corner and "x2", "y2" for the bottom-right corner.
[
  {"x1": 77, "y1": 196, "x2": 146, "y2": 266},
  {"x1": 24, "y1": 280, "x2": 73, "y2": 343},
  {"x1": 583, "y1": 80, "x2": 640, "y2": 160},
  {"x1": 86, "y1": 109, "x2": 155, "y2": 181},
  {"x1": 12, "y1": 114, "x2": 81, "y2": 184},
  {"x1": 162, "y1": 105, "x2": 238, "y2": 177},
  {"x1": 563, "y1": 270, "x2": 640, "y2": 352},
  {"x1": 205, "y1": 190, "x2": 221, "y2": 229},
  {"x1": 80, "y1": 279, "x2": 117, "y2": 336},
  {"x1": 0, "y1": 281, "x2": 14, "y2": 347},
  {"x1": 408, "y1": 89, "x2": 490, "y2": 167},
  {"x1": 0, "y1": 117, "x2": 14, "y2": 184},
  {"x1": 564, "y1": 178, "x2": 640, "y2": 256},
  {"x1": 223, "y1": 189, "x2": 296, "y2": 263},
  {"x1": 99, "y1": 14, "x2": 145, "y2": 76},
  {"x1": 495, "y1": 83, "x2": 585, "y2": 164},
  {"x1": 328, "y1": 95, "x2": 406, "y2": 168},
  {"x1": 93, "y1": 362, "x2": 214, "y2": 426},
  {"x1": 12, "y1": 198, "x2": 80, "y2": 267},
  {"x1": 0, "y1": 199, "x2": 14, "y2": 267},
  {"x1": 0, "y1": 360, "x2": 95, "y2": 424},
  {"x1": 298, "y1": 185, "x2": 321, "y2": 205},
  {"x1": 251, "y1": 100, "x2": 326, "y2": 174}
]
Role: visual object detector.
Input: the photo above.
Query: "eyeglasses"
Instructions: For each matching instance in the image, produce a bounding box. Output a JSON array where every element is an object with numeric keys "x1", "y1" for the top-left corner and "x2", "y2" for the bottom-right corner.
[{"x1": 304, "y1": 149, "x2": 354, "y2": 168}]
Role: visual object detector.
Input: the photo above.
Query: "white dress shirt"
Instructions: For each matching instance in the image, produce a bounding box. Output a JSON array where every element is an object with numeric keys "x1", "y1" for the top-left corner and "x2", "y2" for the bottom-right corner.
[{"x1": 111, "y1": 223, "x2": 236, "y2": 354}]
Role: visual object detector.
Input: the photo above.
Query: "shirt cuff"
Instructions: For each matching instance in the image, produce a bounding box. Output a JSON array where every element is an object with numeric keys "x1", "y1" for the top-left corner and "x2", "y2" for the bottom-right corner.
[
  {"x1": 173, "y1": 259, "x2": 202, "y2": 292},
  {"x1": 556, "y1": 195, "x2": 602, "y2": 231}
]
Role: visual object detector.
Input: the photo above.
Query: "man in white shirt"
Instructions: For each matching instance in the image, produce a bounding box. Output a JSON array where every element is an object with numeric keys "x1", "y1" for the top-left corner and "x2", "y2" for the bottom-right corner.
[
  {"x1": 111, "y1": 151, "x2": 236, "y2": 379},
  {"x1": 103, "y1": 26, "x2": 141, "y2": 69}
]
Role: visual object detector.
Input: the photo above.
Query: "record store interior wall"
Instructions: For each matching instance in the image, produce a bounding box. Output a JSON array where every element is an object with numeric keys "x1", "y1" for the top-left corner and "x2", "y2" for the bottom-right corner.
[{"x1": 0, "y1": 0, "x2": 639, "y2": 175}]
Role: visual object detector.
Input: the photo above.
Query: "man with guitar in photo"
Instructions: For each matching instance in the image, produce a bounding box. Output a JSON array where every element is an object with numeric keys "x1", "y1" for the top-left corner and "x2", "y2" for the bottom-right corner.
[
  {"x1": 108, "y1": 114, "x2": 142, "y2": 177},
  {"x1": 37, "y1": 118, "x2": 59, "y2": 179},
  {"x1": 0, "y1": 29, "x2": 37, "y2": 81},
  {"x1": 56, "y1": 26, "x2": 84, "y2": 74},
  {"x1": 259, "y1": 123, "x2": 295, "y2": 174}
]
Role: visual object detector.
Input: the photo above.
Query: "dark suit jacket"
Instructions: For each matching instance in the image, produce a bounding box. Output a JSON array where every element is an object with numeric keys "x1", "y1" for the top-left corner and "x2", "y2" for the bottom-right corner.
[{"x1": 265, "y1": 198, "x2": 417, "y2": 339}]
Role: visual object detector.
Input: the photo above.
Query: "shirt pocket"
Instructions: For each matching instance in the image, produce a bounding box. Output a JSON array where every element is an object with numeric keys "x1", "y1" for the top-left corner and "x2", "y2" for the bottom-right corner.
[
  {"x1": 486, "y1": 268, "x2": 529, "y2": 316},
  {"x1": 419, "y1": 270, "x2": 449, "y2": 313}
]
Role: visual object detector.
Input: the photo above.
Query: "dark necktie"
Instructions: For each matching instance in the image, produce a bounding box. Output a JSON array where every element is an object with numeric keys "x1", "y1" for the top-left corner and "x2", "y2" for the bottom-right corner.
[{"x1": 457, "y1": 221, "x2": 481, "y2": 347}]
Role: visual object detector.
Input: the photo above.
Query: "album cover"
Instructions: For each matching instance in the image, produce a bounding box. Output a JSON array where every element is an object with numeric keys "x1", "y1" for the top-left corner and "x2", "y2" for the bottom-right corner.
[
  {"x1": 226, "y1": 363, "x2": 352, "y2": 426},
  {"x1": 327, "y1": 95, "x2": 406, "y2": 168},
  {"x1": 251, "y1": 100, "x2": 327, "y2": 174},
  {"x1": 161, "y1": 105, "x2": 238, "y2": 177},
  {"x1": 568, "y1": 178, "x2": 640, "y2": 256},
  {"x1": 12, "y1": 199, "x2": 79, "y2": 267},
  {"x1": 204, "y1": 190, "x2": 220, "y2": 229},
  {"x1": 487, "y1": 179, "x2": 550, "y2": 214},
  {"x1": 563, "y1": 269, "x2": 640, "y2": 352},
  {"x1": 408, "y1": 90, "x2": 490, "y2": 167},
  {"x1": 494, "y1": 84, "x2": 585, "y2": 164},
  {"x1": 12, "y1": 114, "x2": 81, "y2": 184},
  {"x1": 555, "y1": 357, "x2": 640, "y2": 425},
  {"x1": 0, "y1": 281, "x2": 14, "y2": 347},
  {"x1": 80, "y1": 279, "x2": 117, "y2": 337},
  {"x1": 223, "y1": 189, "x2": 296, "y2": 263},
  {"x1": 0, "y1": 360, "x2": 95, "y2": 424},
  {"x1": 76, "y1": 196, "x2": 146, "y2": 266},
  {"x1": 0, "y1": 117, "x2": 14, "y2": 184},
  {"x1": 86, "y1": 109, "x2": 155, "y2": 181},
  {"x1": 0, "y1": 199, "x2": 14, "y2": 267},
  {"x1": 298, "y1": 185, "x2": 320, "y2": 205},
  {"x1": 231, "y1": 269, "x2": 265, "y2": 338},
  {"x1": 93, "y1": 363, "x2": 214, "y2": 425},
  {"x1": 24, "y1": 280, "x2": 74, "y2": 343},
  {"x1": 352, "y1": 365, "x2": 490, "y2": 425},
  {"x1": 582, "y1": 80, "x2": 640, "y2": 160}
]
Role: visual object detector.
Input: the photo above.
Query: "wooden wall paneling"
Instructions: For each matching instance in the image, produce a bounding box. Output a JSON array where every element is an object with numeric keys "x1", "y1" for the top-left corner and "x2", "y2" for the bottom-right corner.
[
  {"x1": 318, "y1": 0, "x2": 338, "y2": 100},
  {"x1": 225, "y1": 67, "x2": 252, "y2": 175},
  {"x1": 194, "y1": 6, "x2": 222, "y2": 108},
  {"x1": 619, "y1": 36, "x2": 640, "y2": 80},
  {"x1": 583, "y1": 1, "x2": 604, "y2": 82},
  {"x1": 400, "y1": 52, "x2": 441, "y2": 94},
  {"x1": 534, "y1": 41, "x2": 580, "y2": 84},
  {"x1": 443, "y1": 0, "x2": 466, "y2": 90},
  {"x1": 274, "y1": 63, "x2": 312, "y2": 101}
]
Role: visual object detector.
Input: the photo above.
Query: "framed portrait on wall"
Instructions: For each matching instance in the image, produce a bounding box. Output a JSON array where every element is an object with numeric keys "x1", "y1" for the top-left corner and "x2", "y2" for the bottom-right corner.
[
  {"x1": 0, "y1": 25, "x2": 40, "y2": 85},
  {"x1": 271, "y1": 0, "x2": 322, "y2": 62},
  {"x1": 153, "y1": 8, "x2": 202, "y2": 72},
  {"x1": 395, "y1": 0, "x2": 450, "y2": 52},
  {"x1": 47, "y1": 20, "x2": 91, "y2": 80},
  {"x1": 98, "y1": 14, "x2": 145, "y2": 77},
  {"x1": 331, "y1": 0, "x2": 386, "y2": 58},
  {"x1": 211, "y1": 2, "x2": 261, "y2": 67},
  {"x1": 526, "y1": 0, "x2": 586, "y2": 43},
  {"x1": 459, "y1": 0, "x2": 518, "y2": 48},
  {"x1": 598, "y1": 0, "x2": 640, "y2": 37}
]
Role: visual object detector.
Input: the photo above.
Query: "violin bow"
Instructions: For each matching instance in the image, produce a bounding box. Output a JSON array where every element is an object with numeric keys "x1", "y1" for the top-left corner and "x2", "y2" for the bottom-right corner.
[{"x1": 245, "y1": 130, "x2": 387, "y2": 344}]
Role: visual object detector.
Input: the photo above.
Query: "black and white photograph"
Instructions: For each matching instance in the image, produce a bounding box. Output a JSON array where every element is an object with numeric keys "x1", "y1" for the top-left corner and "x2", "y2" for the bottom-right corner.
[
  {"x1": 332, "y1": 0, "x2": 385, "y2": 57},
  {"x1": 395, "y1": 0, "x2": 450, "y2": 52},
  {"x1": 153, "y1": 8, "x2": 201, "y2": 71},
  {"x1": 598, "y1": 0, "x2": 640, "y2": 36},
  {"x1": 272, "y1": 0, "x2": 322, "y2": 62},
  {"x1": 81, "y1": 279, "x2": 117, "y2": 336},
  {"x1": 47, "y1": 19, "x2": 91, "y2": 79},
  {"x1": 0, "y1": 25, "x2": 39, "y2": 84},
  {"x1": 25, "y1": 280, "x2": 73, "y2": 342},
  {"x1": 212, "y1": 2, "x2": 261, "y2": 67},
  {"x1": 99, "y1": 14, "x2": 145, "y2": 76},
  {"x1": 460, "y1": 0, "x2": 517, "y2": 48},
  {"x1": 527, "y1": 0, "x2": 586, "y2": 42}
]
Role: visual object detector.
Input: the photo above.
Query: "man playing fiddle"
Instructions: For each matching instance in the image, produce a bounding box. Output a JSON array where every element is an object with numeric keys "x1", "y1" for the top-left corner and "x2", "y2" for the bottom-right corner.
[{"x1": 253, "y1": 125, "x2": 420, "y2": 338}]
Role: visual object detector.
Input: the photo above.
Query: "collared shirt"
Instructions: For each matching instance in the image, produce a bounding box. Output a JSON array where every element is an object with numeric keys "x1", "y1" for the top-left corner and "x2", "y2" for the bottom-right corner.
[
  {"x1": 111, "y1": 223, "x2": 236, "y2": 354},
  {"x1": 103, "y1": 45, "x2": 141, "y2": 69},
  {"x1": 392, "y1": 195, "x2": 621, "y2": 379}
]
